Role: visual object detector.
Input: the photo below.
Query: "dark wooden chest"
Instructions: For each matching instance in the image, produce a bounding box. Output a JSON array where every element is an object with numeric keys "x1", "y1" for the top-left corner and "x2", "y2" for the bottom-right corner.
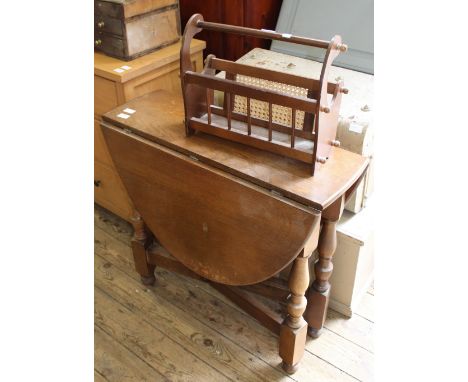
[{"x1": 95, "y1": 0, "x2": 181, "y2": 61}]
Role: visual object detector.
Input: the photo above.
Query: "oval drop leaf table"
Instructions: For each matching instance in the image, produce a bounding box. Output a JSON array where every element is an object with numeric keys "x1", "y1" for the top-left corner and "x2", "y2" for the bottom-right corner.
[{"x1": 101, "y1": 90, "x2": 369, "y2": 374}]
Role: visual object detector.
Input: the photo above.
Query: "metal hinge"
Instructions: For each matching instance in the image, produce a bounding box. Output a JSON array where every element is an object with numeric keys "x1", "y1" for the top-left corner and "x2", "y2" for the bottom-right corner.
[{"x1": 270, "y1": 189, "x2": 282, "y2": 197}]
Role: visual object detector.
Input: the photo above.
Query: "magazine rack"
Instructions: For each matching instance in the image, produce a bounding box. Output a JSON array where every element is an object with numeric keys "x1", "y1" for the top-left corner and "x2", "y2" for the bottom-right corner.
[{"x1": 180, "y1": 14, "x2": 348, "y2": 175}]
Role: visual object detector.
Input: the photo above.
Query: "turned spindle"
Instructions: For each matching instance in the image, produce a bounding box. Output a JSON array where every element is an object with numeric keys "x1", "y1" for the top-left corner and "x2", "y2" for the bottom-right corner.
[
  {"x1": 130, "y1": 211, "x2": 156, "y2": 285},
  {"x1": 313, "y1": 220, "x2": 337, "y2": 293},
  {"x1": 304, "y1": 195, "x2": 344, "y2": 338},
  {"x1": 279, "y1": 250, "x2": 310, "y2": 374}
]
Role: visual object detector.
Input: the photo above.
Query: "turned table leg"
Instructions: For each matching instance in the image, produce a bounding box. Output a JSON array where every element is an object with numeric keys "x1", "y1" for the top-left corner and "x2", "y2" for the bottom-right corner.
[
  {"x1": 305, "y1": 195, "x2": 345, "y2": 338},
  {"x1": 279, "y1": 249, "x2": 310, "y2": 374},
  {"x1": 130, "y1": 211, "x2": 155, "y2": 286}
]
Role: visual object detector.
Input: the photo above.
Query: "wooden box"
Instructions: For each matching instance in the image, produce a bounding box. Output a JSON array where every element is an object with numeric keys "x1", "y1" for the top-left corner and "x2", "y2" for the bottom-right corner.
[
  {"x1": 94, "y1": 39, "x2": 205, "y2": 220},
  {"x1": 95, "y1": 0, "x2": 181, "y2": 60}
]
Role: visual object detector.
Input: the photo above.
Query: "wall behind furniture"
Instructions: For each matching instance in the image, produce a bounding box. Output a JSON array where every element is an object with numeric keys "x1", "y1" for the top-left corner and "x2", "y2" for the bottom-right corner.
[
  {"x1": 179, "y1": 0, "x2": 283, "y2": 61},
  {"x1": 271, "y1": 0, "x2": 374, "y2": 74}
]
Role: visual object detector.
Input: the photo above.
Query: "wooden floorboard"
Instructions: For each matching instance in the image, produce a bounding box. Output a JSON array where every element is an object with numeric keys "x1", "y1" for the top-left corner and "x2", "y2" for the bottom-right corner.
[
  {"x1": 368, "y1": 281, "x2": 374, "y2": 296},
  {"x1": 354, "y1": 293, "x2": 375, "y2": 323},
  {"x1": 95, "y1": 250, "x2": 291, "y2": 382},
  {"x1": 94, "y1": 205, "x2": 374, "y2": 381},
  {"x1": 188, "y1": 275, "x2": 374, "y2": 380},
  {"x1": 94, "y1": 369, "x2": 109, "y2": 382},
  {"x1": 325, "y1": 309, "x2": 374, "y2": 353},
  {"x1": 95, "y1": 325, "x2": 168, "y2": 381}
]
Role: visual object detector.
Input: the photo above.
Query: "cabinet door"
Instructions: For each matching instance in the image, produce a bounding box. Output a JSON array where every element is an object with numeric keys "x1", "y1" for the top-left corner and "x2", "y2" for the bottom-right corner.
[
  {"x1": 94, "y1": 76, "x2": 119, "y2": 116},
  {"x1": 94, "y1": 161, "x2": 134, "y2": 220},
  {"x1": 94, "y1": 119, "x2": 114, "y2": 166}
]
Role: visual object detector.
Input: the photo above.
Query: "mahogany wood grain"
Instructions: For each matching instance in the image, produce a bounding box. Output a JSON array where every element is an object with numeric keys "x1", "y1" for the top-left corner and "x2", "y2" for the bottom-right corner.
[
  {"x1": 179, "y1": 0, "x2": 225, "y2": 58},
  {"x1": 179, "y1": 0, "x2": 282, "y2": 61}
]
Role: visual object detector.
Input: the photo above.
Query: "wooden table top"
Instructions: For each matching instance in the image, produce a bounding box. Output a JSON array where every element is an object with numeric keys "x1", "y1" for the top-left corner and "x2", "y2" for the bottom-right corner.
[{"x1": 102, "y1": 90, "x2": 369, "y2": 211}]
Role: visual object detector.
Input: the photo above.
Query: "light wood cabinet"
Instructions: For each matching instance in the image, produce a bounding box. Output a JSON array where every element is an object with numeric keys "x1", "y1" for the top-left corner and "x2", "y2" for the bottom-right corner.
[{"x1": 94, "y1": 39, "x2": 205, "y2": 220}]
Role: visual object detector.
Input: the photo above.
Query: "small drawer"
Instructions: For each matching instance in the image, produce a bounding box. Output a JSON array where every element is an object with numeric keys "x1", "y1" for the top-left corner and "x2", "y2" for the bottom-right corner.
[
  {"x1": 94, "y1": 75, "x2": 119, "y2": 116},
  {"x1": 94, "y1": 33, "x2": 126, "y2": 59},
  {"x1": 94, "y1": 119, "x2": 113, "y2": 166},
  {"x1": 94, "y1": 14, "x2": 124, "y2": 36},
  {"x1": 94, "y1": 161, "x2": 133, "y2": 220},
  {"x1": 95, "y1": 0, "x2": 123, "y2": 19}
]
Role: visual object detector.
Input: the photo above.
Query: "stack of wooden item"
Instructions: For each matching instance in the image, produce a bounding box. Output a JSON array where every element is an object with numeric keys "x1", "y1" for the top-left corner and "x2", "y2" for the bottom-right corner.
[
  {"x1": 94, "y1": 1, "x2": 373, "y2": 374},
  {"x1": 94, "y1": 0, "x2": 205, "y2": 220}
]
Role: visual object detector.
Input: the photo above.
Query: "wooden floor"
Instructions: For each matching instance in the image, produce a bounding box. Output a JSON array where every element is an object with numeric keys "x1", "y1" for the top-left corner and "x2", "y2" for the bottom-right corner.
[{"x1": 95, "y1": 205, "x2": 374, "y2": 381}]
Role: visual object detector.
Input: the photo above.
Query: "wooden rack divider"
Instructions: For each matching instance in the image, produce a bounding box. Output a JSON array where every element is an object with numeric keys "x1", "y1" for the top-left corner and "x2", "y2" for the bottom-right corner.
[{"x1": 180, "y1": 13, "x2": 348, "y2": 175}]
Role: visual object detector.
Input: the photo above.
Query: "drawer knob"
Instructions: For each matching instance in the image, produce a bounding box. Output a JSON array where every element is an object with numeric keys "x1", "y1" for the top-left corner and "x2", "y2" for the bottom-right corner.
[
  {"x1": 97, "y1": 21, "x2": 105, "y2": 28},
  {"x1": 95, "y1": 39, "x2": 102, "y2": 47},
  {"x1": 94, "y1": 180, "x2": 101, "y2": 187},
  {"x1": 320, "y1": 106, "x2": 330, "y2": 113},
  {"x1": 336, "y1": 43, "x2": 348, "y2": 52}
]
